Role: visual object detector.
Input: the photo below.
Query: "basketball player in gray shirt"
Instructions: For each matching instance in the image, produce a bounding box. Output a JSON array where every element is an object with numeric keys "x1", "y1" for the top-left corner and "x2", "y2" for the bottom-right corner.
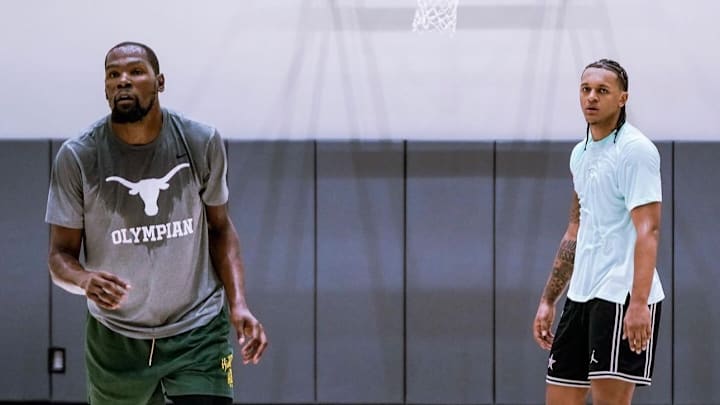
[{"x1": 46, "y1": 42, "x2": 267, "y2": 404}]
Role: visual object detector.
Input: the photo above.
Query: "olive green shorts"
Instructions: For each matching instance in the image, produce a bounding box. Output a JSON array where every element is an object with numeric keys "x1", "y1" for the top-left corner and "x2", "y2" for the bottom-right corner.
[{"x1": 85, "y1": 310, "x2": 234, "y2": 405}]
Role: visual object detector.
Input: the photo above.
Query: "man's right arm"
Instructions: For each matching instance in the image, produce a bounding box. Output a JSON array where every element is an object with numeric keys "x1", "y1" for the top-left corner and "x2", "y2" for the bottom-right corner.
[
  {"x1": 48, "y1": 224, "x2": 130, "y2": 309},
  {"x1": 48, "y1": 225, "x2": 86, "y2": 294},
  {"x1": 533, "y1": 191, "x2": 580, "y2": 349}
]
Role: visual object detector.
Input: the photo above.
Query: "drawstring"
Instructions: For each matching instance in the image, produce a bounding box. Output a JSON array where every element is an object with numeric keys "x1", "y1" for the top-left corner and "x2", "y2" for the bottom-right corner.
[
  {"x1": 584, "y1": 123, "x2": 624, "y2": 151},
  {"x1": 148, "y1": 338, "x2": 156, "y2": 367}
]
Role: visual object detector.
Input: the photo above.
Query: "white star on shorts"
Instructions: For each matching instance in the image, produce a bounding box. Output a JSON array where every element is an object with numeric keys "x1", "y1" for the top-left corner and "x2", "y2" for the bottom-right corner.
[{"x1": 548, "y1": 354, "x2": 556, "y2": 370}]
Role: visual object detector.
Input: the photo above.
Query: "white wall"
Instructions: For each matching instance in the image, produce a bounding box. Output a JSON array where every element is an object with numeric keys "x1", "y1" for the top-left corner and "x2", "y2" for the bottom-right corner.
[{"x1": 0, "y1": 0, "x2": 717, "y2": 140}]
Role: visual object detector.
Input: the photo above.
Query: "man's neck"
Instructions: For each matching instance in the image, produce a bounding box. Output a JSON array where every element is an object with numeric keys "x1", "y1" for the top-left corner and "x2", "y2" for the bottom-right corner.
[
  {"x1": 589, "y1": 126, "x2": 614, "y2": 142},
  {"x1": 111, "y1": 106, "x2": 163, "y2": 146},
  {"x1": 589, "y1": 115, "x2": 621, "y2": 142}
]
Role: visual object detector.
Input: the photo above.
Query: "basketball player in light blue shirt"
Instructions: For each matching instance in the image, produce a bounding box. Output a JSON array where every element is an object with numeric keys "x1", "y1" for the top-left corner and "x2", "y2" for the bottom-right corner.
[{"x1": 532, "y1": 59, "x2": 664, "y2": 405}]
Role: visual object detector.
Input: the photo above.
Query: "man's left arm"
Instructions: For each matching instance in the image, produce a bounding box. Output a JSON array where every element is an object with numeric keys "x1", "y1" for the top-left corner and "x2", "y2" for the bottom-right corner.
[
  {"x1": 624, "y1": 201, "x2": 661, "y2": 354},
  {"x1": 207, "y1": 203, "x2": 268, "y2": 364}
]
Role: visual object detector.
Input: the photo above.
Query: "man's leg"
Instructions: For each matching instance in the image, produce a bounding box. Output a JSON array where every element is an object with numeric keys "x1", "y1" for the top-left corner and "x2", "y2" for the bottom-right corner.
[
  {"x1": 545, "y1": 299, "x2": 591, "y2": 404},
  {"x1": 85, "y1": 315, "x2": 165, "y2": 405},
  {"x1": 585, "y1": 297, "x2": 661, "y2": 405},
  {"x1": 546, "y1": 384, "x2": 588, "y2": 405},
  {"x1": 160, "y1": 310, "x2": 234, "y2": 400},
  {"x1": 590, "y1": 378, "x2": 634, "y2": 405}
]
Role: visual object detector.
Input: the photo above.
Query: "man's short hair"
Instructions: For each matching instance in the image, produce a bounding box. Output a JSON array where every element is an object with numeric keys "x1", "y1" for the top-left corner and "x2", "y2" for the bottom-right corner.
[
  {"x1": 584, "y1": 58, "x2": 628, "y2": 91},
  {"x1": 105, "y1": 42, "x2": 160, "y2": 74}
]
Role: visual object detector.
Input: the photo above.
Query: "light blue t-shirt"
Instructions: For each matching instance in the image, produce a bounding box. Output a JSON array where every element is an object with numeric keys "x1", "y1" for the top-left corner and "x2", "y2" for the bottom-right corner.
[{"x1": 567, "y1": 123, "x2": 665, "y2": 305}]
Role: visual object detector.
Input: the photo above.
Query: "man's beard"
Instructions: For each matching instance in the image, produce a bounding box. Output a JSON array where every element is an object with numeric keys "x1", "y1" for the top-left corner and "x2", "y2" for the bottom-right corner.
[{"x1": 111, "y1": 95, "x2": 155, "y2": 123}]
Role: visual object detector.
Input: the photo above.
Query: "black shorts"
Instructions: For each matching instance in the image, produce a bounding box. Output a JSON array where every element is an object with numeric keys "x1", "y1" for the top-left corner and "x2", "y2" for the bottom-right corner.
[{"x1": 546, "y1": 296, "x2": 661, "y2": 387}]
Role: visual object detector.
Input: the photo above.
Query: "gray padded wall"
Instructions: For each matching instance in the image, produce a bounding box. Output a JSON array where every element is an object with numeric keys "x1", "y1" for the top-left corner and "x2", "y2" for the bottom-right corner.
[
  {"x1": 674, "y1": 143, "x2": 720, "y2": 405},
  {"x1": 2, "y1": 139, "x2": 717, "y2": 404},
  {"x1": 49, "y1": 140, "x2": 88, "y2": 403},
  {"x1": 0, "y1": 141, "x2": 51, "y2": 400},
  {"x1": 49, "y1": 295, "x2": 87, "y2": 402},
  {"x1": 405, "y1": 142, "x2": 494, "y2": 404},
  {"x1": 227, "y1": 142, "x2": 315, "y2": 403},
  {"x1": 495, "y1": 142, "x2": 575, "y2": 404},
  {"x1": 316, "y1": 142, "x2": 404, "y2": 403}
]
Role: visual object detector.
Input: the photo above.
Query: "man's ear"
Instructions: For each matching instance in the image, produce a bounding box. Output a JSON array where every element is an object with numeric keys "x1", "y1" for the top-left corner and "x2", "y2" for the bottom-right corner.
[
  {"x1": 157, "y1": 74, "x2": 165, "y2": 92},
  {"x1": 619, "y1": 91, "x2": 628, "y2": 108}
]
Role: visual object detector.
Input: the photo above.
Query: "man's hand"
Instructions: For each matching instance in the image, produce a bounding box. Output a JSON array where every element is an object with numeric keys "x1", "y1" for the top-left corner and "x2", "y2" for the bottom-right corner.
[
  {"x1": 230, "y1": 307, "x2": 268, "y2": 365},
  {"x1": 81, "y1": 271, "x2": 131, "y2": 310},
  {"x1": 623, "y1": 302, "x2": 651, "y2": 354},
  {"x1": 533, "y1": 301, "x2": 556, "y2": 350}
]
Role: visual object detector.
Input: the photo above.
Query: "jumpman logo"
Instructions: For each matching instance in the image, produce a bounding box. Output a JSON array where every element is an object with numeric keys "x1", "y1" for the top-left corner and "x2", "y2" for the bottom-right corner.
[{"x1": 590, "y1": 350, "x2": 599, "y2": 364}]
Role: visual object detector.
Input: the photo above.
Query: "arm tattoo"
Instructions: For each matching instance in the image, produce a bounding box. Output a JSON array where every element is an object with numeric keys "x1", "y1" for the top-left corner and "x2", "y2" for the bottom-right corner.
[
  {"x1": 569, "y1": 195, "x2": 580, "y2": 224},
  {"x1": 557, "y1": 239, "x2": 576, "y2": 263},
  {"x1": 542, "y1": 239, "x2": 576, "y2": 303}
]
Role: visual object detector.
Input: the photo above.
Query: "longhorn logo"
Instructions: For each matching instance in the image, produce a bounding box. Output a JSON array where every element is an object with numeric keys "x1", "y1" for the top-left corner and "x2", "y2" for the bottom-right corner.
[{"x1": 106, "y1": 163, "x2": 190, "y2": 216}]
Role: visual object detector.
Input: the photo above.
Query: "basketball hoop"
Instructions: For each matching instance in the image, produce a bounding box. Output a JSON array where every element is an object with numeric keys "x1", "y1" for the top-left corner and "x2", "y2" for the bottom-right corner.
[{"x1": 412, "y1": 0, "x2": 459, "y2": 33}]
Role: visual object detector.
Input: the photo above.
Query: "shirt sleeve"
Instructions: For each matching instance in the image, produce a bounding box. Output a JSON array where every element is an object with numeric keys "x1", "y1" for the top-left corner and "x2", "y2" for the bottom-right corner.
[
  {"x1": 200, "y1": 130, "x2": 229, "y2": 206},
  {"x1": 618, "y1": 138, "x2": 662, "y2": 211},
  {"x1": 569, "y1": 141, "x2": 584, "y2": 192},
  {"x1": 45, "y1": 143, "x2": 85, "y2": 228}
]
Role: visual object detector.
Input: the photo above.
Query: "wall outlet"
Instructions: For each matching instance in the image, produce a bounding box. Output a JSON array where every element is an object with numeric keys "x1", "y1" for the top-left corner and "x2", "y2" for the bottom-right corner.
[{"x1": 48, "y1": 347, "x2": 66, "y2": 374}]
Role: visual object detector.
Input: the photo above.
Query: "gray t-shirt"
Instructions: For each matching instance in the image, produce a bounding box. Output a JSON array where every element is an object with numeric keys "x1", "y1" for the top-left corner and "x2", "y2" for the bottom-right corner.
[{"x1": 46, "y1": 108, "x2": 229, "y2": 339}]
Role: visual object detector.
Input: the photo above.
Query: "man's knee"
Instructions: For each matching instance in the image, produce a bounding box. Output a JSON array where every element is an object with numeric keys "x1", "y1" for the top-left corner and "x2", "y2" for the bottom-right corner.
[
  {"x1": 546, "y1": 383, "x2": 588, "y2": 405},
  {"x1": 590, "y1": 378, "x2": 635, "y2": 405}
]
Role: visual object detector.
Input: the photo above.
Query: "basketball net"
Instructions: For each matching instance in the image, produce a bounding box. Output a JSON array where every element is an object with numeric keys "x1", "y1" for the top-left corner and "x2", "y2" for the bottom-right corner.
[{"x1": 412, "y1": 0, "x2": 459, "y2": 33}]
